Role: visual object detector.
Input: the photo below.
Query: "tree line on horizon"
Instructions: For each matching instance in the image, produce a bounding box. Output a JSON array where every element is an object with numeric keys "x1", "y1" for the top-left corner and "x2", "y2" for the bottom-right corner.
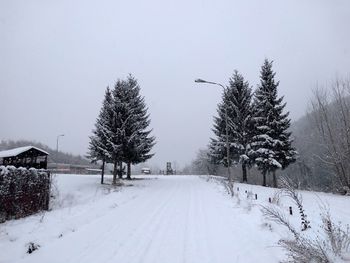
[{"x1": 88, "y1": 74, "x2": 155, "y2": 184}]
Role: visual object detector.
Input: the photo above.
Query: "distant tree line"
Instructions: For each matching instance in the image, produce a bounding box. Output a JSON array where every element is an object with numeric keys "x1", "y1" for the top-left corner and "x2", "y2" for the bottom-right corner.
[
  {"x1": 195, "y1": 59, "x2": 297, "y2": 187},
  {"x1": 88, "y1": 74, "x2": 155, "y2": 184}
]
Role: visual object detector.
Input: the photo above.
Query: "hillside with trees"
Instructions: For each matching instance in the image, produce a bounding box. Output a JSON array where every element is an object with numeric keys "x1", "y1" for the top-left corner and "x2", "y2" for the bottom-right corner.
[{"x1": 285, "y1": 78, "x2": 350, "y2": 193}]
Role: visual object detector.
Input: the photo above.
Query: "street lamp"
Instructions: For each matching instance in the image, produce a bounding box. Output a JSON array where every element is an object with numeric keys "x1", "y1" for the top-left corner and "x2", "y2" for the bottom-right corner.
[
  {"x1": 56, "y1": 134, "x2": 65, "y2": 152},
  {"x1": 195, "y1": 78, "x2": 232, "y2": 182}
]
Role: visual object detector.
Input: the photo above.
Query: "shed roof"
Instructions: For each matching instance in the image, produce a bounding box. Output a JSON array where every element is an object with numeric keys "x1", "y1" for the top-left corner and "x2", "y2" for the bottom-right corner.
[{"x1": 0, "y1": 146, "x2": 49, "y2": 158}]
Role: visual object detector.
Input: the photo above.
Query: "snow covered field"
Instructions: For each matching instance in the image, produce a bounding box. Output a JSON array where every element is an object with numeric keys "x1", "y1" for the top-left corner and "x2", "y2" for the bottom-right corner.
[{"x1": 1, "y1": 174, "x2": 349, "y2": 263}]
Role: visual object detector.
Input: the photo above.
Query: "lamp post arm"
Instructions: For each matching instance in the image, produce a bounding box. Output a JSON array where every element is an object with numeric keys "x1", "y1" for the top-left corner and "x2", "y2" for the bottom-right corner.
[
  {"x1": 195, "y1": 79, "x2": 226, "y2": 91},
  {"x1": 208, "y1": 82, "x2": 226, "y2": 91},
  {"x1": 216, "y1": 83, "x2": 226, "y2": 91}
]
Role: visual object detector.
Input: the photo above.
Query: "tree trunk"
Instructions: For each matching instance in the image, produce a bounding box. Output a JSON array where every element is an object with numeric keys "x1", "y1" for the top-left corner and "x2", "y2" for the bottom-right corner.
[
  {"x1": 262, "y1": 171, "x2": 267, "y2": 186},
  {"x1": 118, "y1": 161, "x2": 123, "y2": 179},
  {"x1": 112, "y1": 160, "x2": 118, "y2": 185},
  {"x1": 126, "y1": 162, "x2": 131, "y2": 180},
  {"x1": 101, "y1": 159, "x2": 105, "y2": 184},
  {"x1": 242, "y1": 163, "x2": 247, "y2": 183},
  {"x1": 272, "y1": 170, "x2": 277, "y2": 188}
]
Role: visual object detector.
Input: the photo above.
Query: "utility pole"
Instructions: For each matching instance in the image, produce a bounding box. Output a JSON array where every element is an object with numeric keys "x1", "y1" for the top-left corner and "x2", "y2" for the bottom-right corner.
[
  {"x1": 195, "y1": 79, "x2": 231, "y2": 182},
  {"x1": 56, "y1": 134, "x2": 65, "y2": 152}
]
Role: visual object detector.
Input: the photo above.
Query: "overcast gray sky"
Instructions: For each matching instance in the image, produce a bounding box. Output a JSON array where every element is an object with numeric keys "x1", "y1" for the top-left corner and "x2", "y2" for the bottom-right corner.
[{"x1": 1, "y1": 0, "x2": 350, "y2": 168}]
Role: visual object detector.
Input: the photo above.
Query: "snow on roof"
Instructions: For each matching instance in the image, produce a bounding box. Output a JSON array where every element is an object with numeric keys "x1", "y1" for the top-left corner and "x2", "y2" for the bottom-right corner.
[{"x1": 0, "y1": 146, "x2": 49, "y2": 158}]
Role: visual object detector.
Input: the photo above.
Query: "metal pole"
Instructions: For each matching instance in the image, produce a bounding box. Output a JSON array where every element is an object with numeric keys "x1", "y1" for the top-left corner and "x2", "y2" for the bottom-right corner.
[
  {"x1": 195, "y1": 79, "x2": 232, "y2": 182},
  {"x1": 216, "y1": 83, "x2": 232, "y2": 182},
  {"x1": 56, "y1": 134, "x2": 64, "y2": 152},
  {"x1": 56, "y1": 137, "x2": 59, "y2": 152},
  {"x1": 224, "y1": 104, "x2": 231, "y2": 182}
]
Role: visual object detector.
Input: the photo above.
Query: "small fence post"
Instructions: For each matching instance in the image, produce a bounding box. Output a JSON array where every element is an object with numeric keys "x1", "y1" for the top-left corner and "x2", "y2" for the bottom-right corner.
[{"x1": 289, "y1": 206, "x2": 293, "y2": 215}]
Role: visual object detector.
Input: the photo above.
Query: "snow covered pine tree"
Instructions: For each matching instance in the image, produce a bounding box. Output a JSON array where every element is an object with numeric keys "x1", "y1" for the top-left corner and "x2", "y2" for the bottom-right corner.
[
  {"x1": 88, "y1": 87, "x2": 114, "y2": 184},
  {"x1": 110, "y1": 79, "x2": 129, "y2": 183},
  {"x1": 210, "y1": 71, "x2": 254, "y2": 182},
  {"x1": 250, "y1": 59, "x2": 297, "y2": 187},
  {"x1": 89, "y1": 75, "x2": 155, "y2": 184},
  {"x1": 227, "y1": 71, "x2": 254, "y2": 182},
  {"x1": 112, "y1": 74, "x2": 155, "y2": 180}
]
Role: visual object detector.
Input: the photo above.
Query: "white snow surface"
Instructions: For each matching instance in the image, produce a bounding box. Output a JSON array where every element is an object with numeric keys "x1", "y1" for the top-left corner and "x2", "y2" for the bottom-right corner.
[{"x1": 1, "y1": 174, "x2": 349, "y2": 263}]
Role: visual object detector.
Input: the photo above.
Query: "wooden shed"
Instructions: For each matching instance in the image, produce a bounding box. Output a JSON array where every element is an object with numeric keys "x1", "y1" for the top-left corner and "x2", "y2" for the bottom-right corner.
[{"x1": 0, "y1": 146, "x2": 49, "y2": 169}]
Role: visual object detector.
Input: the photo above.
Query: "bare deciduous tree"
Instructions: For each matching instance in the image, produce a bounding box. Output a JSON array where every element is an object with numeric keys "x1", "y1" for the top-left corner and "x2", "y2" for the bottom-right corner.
[{"x1": 310, "y1": 78, "x2": 350, "y2": 193}]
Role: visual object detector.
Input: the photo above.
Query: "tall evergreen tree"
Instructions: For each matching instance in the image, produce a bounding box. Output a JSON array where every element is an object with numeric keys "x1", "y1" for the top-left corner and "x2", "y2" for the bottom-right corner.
[
  {"x1": 209, "y1": 71, "x2": 254, "y2": 182},
  {"x1": 250, "y1": 59, "x2": 297, "y2": 187},
  {"x1": 89, "y1": 75, "x2": 155, "y2": 184},
  {"x1": 87, "y1": 87, "x2": 114, "y2": 184},
  {"x1": 227, "y1": 71, "x2": 253, "y2": 182},
  {"x1": 110, "y1": 80, "x2": 128, "y2": 183},
  {"x1": 112, "y1": 75, "x2": 155, "y2": 180}
]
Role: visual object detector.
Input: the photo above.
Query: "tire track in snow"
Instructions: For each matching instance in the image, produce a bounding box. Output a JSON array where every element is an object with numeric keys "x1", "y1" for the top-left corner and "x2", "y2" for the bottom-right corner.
[
  {"x1": 75, "y1": 179, "x2": 181, "y2": 263},
  {"x1": 180, "y1": 181, "x2": 191, "y2": 263},
  {"x1": 111, "y1": 179, "x2": 182, "y2": 263},
  {"x1": 194, "y1": 179, "x2": 216, "y2": 263}
]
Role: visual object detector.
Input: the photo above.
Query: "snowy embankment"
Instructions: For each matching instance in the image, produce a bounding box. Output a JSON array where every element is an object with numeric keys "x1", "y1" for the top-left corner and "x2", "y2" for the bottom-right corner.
[{"x1": 0, "y1": 174, "x2": 349, "y2": 263}]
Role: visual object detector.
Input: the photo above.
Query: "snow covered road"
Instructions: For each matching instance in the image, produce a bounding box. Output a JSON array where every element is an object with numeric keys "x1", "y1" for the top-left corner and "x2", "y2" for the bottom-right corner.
[
  {"x1": 1, "y1": 175, "x2": 286, "y2": 262},
  {"x1": 2, "y1": 174, "x2": 350, "y2": 263}
]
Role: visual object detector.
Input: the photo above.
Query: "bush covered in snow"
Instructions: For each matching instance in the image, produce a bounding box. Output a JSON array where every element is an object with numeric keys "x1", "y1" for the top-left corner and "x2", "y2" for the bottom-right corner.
[{"x1": 0, "y1": 166, "x2": 50, "y2": 222}]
